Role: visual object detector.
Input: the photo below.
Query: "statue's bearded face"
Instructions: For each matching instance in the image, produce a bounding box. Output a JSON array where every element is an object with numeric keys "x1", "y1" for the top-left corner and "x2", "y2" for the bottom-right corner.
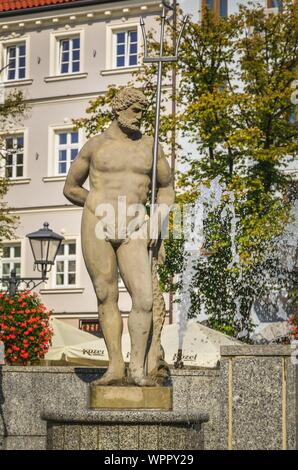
[{"x1": 117, "y1": 102, "x2": 145, "y2": 134}]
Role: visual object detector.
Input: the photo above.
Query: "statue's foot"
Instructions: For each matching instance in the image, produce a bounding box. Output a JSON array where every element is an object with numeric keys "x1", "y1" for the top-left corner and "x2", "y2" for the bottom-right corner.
[
  {"x1": 133, "y1": 375, "x2": 157, "y2": 387},
  {"x1": 92, "y1": 367, "x2": 125, "y2": 386},
  {"x1": 127, "y1": 370, "x2": 157, "y2": 387}
]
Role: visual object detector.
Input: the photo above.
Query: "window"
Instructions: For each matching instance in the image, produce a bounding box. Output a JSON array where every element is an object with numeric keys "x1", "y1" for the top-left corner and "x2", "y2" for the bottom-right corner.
[
  {"x1": 6, "y1": 43, "x2": 26, "y2": 80},
  {"x1": 202, "y1": 0, "x2": 228, "y2": 17},
  {"x1": 55, "y1": 130, "x2": 79, "y2": 175},
  {"x1": 205, "y1": 0, "x2": 214, "y2": 9},
  {"x1": 219, "y1": 0, "x2": 228, "y2": 17},
  {"x1": 0, "y1": 244, "x2": 21, "y2": 284},
  {"x1": 58, "y1": 37, "x2": 80, "y2": 74},
  {"x1": 4, "y1": 134, "x2": 24, "y2": 178},
  {"x1": 53, "y1": 241, "x2": 76, "y2": 288},
  {"x1": 114, "y1": 30, "x2": 138, "y2": 68},
  {"x1": 79, "y1": 319, "x2": 103, "y2": 338},
  {"x1": 48, "y1": 30, "x2": 85, "y2": 79},
  {"x1": 267, "y1": 0, "x2": 281, "y2": 8}
]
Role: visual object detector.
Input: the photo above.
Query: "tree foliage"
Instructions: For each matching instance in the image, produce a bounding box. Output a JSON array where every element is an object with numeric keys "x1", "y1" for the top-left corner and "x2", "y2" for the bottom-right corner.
[
  {"x1": 74, "y1": 1, "x2": 298, "y2": 340},
  {"x1": 0, "y1": 90, "x2": 27, "y2": 244}
]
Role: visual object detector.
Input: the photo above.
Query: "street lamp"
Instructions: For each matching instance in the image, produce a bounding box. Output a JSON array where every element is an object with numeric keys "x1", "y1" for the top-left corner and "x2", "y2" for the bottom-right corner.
[{"x1": 0, "y1": 222, "x2": 64, "y2": 296}]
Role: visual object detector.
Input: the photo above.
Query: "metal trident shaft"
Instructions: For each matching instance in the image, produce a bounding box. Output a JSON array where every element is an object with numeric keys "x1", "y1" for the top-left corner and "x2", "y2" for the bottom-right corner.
[{"x1": 140, "y1": 1, "x2": 188, "y2": 265}]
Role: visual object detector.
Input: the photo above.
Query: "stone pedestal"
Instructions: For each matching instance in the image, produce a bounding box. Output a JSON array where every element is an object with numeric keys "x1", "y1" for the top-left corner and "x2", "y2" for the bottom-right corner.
[
  {"x1": 89, "y1": 385, "x2": 172, "y2": 410},
  {"x1": 41, "y1": 409, "x2": 209, "y2": 450}
]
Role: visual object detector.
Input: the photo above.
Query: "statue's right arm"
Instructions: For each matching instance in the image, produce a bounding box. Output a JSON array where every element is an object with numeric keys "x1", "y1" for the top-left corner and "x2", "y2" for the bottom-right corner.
[{"x1": 63, "y1": 140, "x2": 91, "y2": 207}]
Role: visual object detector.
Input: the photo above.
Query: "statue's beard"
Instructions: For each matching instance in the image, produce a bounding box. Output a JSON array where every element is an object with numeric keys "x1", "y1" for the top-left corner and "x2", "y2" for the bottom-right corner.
[{"x1": 117, "y1": 115, "x2": 140, "y2": 134}]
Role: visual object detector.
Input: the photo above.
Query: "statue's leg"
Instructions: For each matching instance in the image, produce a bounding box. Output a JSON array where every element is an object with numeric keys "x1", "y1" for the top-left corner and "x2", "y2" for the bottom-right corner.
[
  {"x1": 81, "y1": 208, "x2": 125, "y2": 384},
  {"x1": 116, "y1": 239, "x2": 155, "y2": 386}
]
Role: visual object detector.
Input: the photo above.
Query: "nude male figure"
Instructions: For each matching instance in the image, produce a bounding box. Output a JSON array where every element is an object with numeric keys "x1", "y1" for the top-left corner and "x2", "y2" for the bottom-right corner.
[{"x1": 63, "y1": 88, "x2": 174, "y2": 386}]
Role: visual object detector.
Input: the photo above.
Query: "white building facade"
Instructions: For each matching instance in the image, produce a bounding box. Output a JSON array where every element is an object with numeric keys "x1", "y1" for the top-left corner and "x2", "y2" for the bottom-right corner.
[
  {"x1": 0, "y1": 0, "x2": 296, "y2": 333},
  {"x1": 0, "y1": 0, "x2": 169, "y2": 334}
]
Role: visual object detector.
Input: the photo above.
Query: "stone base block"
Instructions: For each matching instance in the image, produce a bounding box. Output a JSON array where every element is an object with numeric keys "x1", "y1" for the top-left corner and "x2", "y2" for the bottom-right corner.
[
  {"x1": 89, "y1": 385, "x2": 173, "y2": 410},
  {"x1": 42, "y1": 410, "x2": 209, "y2": 450}
]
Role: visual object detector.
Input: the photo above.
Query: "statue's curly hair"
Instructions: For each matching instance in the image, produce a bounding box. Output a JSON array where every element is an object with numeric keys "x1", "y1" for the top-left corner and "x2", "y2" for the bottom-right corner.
[{"x1": 112, "y1": 87, "x2": 148, "y2": 115}]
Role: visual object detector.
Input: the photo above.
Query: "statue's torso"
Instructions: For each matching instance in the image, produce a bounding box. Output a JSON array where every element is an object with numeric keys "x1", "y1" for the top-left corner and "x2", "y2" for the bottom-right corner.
[{"x1": 83, "y1": 131, "x2": 153, "y2": 239}]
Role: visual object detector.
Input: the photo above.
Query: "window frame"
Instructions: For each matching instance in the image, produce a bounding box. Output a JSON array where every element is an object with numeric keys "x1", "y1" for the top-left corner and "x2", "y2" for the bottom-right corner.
[
  {"x1": 55, "y1": 129, "x2": 80, "y2": 176},
  {"x1": 58, "y1": 36, "x2": 81, "y2": 75},
  {"x1": 267, "y1": 0, "x2": 282, "y2": 9},
  {"x1": 0, "y1": 36, "x2": 30, "y2": 83},
  {"x1": 48, "y1": 125, "x2": 84, "y2": 178},
  {"x1": 201, "y1": 0, "x2": 228, "y2": 18},
  {"x1": 79, "y1": 319, "x2": 103, "y2": 338},
  {"x1": 51, "y1": 240, "x2": 78, "y2": 289},
  {"x1": 0, "y1": 129, "x2": 28, "y2": 180},
  {"x1": 6, "y1": 43, "x2": 26, "y2": 81},
  {"x1": 114, "y1": 29, "x2": 138, "y2": 69},
  {"x1": 0, "y1": 241, "x2": 23, "y2": 289},
  {"x1": 105, "y1": 22, "x2": 141, "y2": 71},
  {"x1": 49, "y1": 29, "x2": 85, "y2": 77},
  {"x1": 4, "y1": 133, "x2": 25, "y2": 179}
]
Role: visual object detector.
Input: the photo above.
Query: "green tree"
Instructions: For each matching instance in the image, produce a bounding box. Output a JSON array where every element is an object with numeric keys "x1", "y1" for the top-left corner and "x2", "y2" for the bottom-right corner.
[
  {"x1": 176, "y1": 1, "x2": 298, "y2": 339},
  {"x1": 0, "y1": 90, "x2": 27, "y2": 244},
  {"x1": 74, "y1": 1, "x2": 298, "y2": 340}
]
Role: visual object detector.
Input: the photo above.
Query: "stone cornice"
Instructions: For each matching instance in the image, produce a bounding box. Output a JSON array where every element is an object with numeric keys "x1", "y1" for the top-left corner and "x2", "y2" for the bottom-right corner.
[{"x1": 0, "y1": 1, "x2": 161, "y2": 35}]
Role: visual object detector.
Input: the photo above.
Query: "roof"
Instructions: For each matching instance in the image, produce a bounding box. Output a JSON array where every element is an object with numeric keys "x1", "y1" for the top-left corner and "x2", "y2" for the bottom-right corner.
[
  {"x1": 0, "y1": 0, "x2": 74, "y2": 12},
  {"x1": 0, "y1": 0, "x2": 84, "y2": 13}
]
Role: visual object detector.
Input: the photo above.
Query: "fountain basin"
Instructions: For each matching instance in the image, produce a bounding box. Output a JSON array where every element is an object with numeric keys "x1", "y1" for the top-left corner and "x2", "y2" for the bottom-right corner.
[{"x1": 41, "y1": 409, "x2": 209, "y2": 450}]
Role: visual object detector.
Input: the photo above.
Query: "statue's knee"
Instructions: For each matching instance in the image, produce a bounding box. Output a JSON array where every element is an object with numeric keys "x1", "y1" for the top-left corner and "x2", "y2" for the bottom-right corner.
[
  {"x1": 95, "y1": 282, "x2": 118, "y2": 305},
  {"x1": 134, "y1": 292, "x2": 153, "y2": 312}
]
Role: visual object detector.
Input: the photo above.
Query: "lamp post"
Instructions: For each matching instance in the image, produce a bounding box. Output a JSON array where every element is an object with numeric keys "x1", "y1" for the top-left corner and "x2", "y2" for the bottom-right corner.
[{"x1": 0, "y1": 222, "x2": 64, "y2": 296}]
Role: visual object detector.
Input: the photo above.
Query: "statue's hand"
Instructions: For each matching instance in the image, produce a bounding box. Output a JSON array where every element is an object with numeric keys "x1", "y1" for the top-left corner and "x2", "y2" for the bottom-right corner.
[
  {"x1": 129, "y1": 219, "x2": 160, "y2": 250},
  {"x1": 148, "y1": 238, "x2": 159, "y2": 248},
  {"x1": 129, "y1": 219, "x2": 150, "y2": 243}
]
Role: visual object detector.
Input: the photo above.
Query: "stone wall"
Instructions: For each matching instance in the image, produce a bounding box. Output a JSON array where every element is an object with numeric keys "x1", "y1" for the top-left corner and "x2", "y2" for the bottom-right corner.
[
  {"x1": 0, "y1": 366, "x2": 220, "y2": 450},
  {"x1": 0, "y1": 345, "x2": 296, "y2": 450},
  {"x1": 220, "y1": 345, "x2": 297, "y2": 450}
]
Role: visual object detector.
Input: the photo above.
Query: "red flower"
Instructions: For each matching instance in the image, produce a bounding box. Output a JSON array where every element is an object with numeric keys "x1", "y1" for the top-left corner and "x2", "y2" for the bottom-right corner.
[{"x1": 0, "y1": 291, "x2": 52, "y2": 365}]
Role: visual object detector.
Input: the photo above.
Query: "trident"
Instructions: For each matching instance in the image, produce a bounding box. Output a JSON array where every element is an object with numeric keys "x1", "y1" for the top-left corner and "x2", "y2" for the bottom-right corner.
[{"x1": 140, "y1": 0, "x2": 188, "y2": 263}]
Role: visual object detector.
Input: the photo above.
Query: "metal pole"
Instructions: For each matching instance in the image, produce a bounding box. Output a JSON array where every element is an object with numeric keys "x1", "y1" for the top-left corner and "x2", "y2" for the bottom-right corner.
[
  {"x1": 140, "y1": 1, "x2": 188, "y2": 375},
  {"x1": 169, "y1": 0, "x2": 177, "y2": 324},
  {"x1": 148, "y1": 6, "x2": 166, "y2": 265}
]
